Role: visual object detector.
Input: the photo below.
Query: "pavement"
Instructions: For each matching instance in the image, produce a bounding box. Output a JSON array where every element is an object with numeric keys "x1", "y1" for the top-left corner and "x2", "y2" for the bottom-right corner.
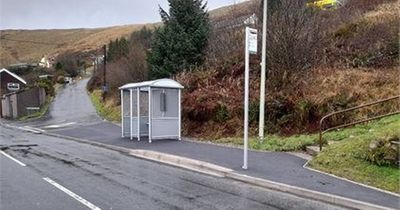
[{"x1": 50, "y1": 121, "x2": 400, "y2": 209}]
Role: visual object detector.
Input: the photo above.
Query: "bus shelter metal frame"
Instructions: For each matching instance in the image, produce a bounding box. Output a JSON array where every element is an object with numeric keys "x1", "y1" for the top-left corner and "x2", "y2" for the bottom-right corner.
[{"x1": 120, "y1": 79, "x2": 183, "y2": 143}]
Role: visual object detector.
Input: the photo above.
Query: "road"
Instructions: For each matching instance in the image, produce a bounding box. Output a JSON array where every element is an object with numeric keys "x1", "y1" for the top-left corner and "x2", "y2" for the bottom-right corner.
[
  {"x1": 0, "y1": 126, "x2": 346, "y2": 210},
  {"x1": 20, "y1": 78, "x2": 99, "y2": 130},
  {"x1": 0, "y1": 77, "x2": 350, "y2": 209}
]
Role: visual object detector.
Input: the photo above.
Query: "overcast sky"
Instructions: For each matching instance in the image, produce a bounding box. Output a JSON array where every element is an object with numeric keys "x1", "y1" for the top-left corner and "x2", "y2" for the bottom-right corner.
[{"x1": 0, "y1": 0, "x2": 247, "y2": 30}]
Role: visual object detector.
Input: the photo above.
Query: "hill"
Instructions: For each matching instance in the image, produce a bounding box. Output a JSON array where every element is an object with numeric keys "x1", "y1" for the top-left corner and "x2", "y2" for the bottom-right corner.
[
  {"x1": 0, "y1": 24, "x2": 155, "y2": 67},
  {"x1": 0, "y1": 1, "x2": 252, "y2": 68}
]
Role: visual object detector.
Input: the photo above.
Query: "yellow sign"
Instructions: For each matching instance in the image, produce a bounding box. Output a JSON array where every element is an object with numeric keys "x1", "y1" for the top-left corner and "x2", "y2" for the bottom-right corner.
[{"x1": 307, "y1": 0, "x2": 337, "y2": 9}]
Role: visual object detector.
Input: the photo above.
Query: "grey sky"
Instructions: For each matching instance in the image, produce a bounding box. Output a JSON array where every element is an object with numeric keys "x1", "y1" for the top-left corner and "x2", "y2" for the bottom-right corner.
[{"x1": 0, "y1": 0, "x2": 246, "y2": 30}]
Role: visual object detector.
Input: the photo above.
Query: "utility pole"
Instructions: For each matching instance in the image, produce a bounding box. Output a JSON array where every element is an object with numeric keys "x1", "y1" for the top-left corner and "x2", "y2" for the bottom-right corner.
[
  {"x1": 102, "y1": 45, "x2": 107, "y2": 101},
  {"x1": 259, "y1": 0, "x2": 268, "y2": 141}
]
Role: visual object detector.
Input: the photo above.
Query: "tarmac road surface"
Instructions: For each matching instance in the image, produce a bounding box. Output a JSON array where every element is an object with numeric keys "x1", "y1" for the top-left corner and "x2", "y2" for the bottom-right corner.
[{"x1": 0, "y1": 126, "x2": 347, "y2": 210}]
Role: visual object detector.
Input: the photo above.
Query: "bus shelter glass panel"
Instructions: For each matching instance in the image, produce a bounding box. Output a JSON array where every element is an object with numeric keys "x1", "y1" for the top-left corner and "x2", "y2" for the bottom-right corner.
[
  {"x1": 151, "y1": 88, "x2": 179, "y2": 139},
  {"x1": 130, "y1": 90, "x2": 138, "y2": 138},
  {"x1": 139, "y1": 90, "x2": 149, "y2": 136},
  {"x1": 122, "y1": 90, "x2": 131, "y2": 137}
]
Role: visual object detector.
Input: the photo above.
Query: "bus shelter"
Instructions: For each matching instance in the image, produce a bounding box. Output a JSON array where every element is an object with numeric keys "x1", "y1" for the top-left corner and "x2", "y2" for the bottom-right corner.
[{"x1": 119, "y1": 79, "x2": 183, "y2": 143}]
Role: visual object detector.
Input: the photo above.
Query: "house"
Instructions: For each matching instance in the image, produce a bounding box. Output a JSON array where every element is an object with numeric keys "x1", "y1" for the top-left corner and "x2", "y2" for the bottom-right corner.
[
  {"x1": 39, "y1": 56, "x2": 51, "y2": 68},
  {"x1": 1, "y1": 87, "x2": 46, "y2": 119},
  {"x1": 0, "y1": 68, "x2": 27, "y2": 95},
  {"x1": 0, "y1": 68, "x2": 28, "y2": 118}
]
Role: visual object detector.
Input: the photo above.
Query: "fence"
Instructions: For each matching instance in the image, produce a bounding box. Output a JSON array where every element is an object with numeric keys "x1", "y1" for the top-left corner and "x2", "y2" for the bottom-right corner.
[
  {"x1": 1, "y1": 87, "x2": 46, "y2": 119},
  {"x1": 319, "y1": 95, "x2": 400, "y2": 150}
]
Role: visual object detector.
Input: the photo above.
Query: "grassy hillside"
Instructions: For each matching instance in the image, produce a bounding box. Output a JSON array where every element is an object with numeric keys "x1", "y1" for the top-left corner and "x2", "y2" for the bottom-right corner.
[
  {"x1": 86, "y1": 0, "x2": 398, "y2": 138},
  {"x1": 176, "y1": 0, "x2": 399, "y2": 138},
  {"x1": 0, "y1": 24, "x2": 154, "y2": 67}
]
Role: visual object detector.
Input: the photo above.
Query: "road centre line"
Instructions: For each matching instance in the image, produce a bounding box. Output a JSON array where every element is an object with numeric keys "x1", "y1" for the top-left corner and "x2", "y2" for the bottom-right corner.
[
  {"x1": 0, "y1": 150, "x2": 26, "y2": 166},
  {"x1": 43, "y1": 177, "x2": 102, "y2": 210}
]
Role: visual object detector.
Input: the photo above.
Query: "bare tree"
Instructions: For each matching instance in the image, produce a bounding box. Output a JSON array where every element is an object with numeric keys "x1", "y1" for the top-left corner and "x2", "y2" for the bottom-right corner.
[{"x1": 266, "y1": 0, "x2": 325, "y2": 84}]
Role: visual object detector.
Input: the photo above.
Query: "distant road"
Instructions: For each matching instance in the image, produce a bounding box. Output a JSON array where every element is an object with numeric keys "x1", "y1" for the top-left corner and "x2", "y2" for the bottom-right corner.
[{"x1": 20, "y1": 78, "x2": 100, "y2": 130}]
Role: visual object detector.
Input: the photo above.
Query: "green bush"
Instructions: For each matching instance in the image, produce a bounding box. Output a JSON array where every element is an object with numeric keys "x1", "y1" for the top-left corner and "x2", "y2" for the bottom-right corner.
[
  {"x1": 214, "y1": 104, "x2": 229, "y2": 123},
  {"x1": 35, "y1": 79, "x2": 55, "y2": 96},
  {"x1": 249, "y1": 101, "x2": 259, "y2": 124}
]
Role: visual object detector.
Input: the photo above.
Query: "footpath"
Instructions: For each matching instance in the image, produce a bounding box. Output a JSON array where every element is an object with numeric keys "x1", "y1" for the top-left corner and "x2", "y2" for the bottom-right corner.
[{"x1": 2, "y1": 120, "x2": 399, "y2": 209}]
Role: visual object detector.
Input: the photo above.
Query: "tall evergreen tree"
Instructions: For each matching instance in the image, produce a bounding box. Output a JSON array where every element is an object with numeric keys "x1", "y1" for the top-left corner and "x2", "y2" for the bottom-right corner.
[
  {"x1": 107, "y1": 37, "x2": 130, "y2": 62},
  {"x1": 107, "y1": 39, "x2": 116, "y2": 62},
  {"x1": 119, "y1": 37, "x2": 129, "y2": 57},
  {"x1": 148, "y1": 0, "x2": 210, "y2": 79}
]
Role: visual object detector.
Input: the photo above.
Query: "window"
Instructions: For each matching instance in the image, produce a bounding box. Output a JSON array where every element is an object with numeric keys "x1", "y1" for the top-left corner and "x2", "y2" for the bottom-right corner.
[{"x1": 160, "y1": 91, "x2": 167, "y2": 112}]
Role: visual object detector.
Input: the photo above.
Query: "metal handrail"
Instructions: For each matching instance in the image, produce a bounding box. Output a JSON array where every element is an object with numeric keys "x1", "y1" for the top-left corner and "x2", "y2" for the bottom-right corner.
[{"x1": 319, "y1": 95, "x2": 400, "y2": 150}]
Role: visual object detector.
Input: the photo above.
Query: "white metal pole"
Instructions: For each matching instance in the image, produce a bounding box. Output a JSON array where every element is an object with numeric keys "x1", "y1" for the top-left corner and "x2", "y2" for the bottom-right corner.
[
  {"x1": 137, "y1": 88, "x2": 140, "y2": 141},
  {"x1": 178, "y1": 89, "x2": 181, "y2": 140},
  {"x1": 130, "y1": 89, "x2": 133, "y2": 140},
  {"x1": 259, "y1": 0, "x2": 268, "y2": 140},
  {"x1": 148, "y1": 87, "x2": 152, "y2": 143},
  {"x1": 243, "y1": 27, "x2": 250, "y2": 170},
  {"x1": 121, "y1": 89, "x2": 124, "y2": 138}
]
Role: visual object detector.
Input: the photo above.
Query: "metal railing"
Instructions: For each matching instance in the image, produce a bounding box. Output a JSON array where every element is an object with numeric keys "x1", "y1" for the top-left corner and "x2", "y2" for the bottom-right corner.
[{"x1": 319, "y1": 95, "x2": 400, "y2": 150}]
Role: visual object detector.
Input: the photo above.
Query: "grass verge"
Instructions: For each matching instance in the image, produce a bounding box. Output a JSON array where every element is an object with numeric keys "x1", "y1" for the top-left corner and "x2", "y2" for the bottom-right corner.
[
  {"x1": 216, "y1": 115, "x2": 400, "y2": 151},
  {"x1": 89, "y1": 89, "x2": 120, "y2": 122},
  {"x1": 217, "y1": 115, "x2": 400, "y2": 192},
  {"x1": 309, "y1": 115, "x2": 400, "y2": 193}
]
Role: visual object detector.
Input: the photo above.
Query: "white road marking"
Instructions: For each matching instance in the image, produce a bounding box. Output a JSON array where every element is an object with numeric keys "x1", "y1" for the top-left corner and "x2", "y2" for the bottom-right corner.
[
  {"x1": 42, "y1": 122, "x2": 77, "y2": 129},
  {"x1": 20, "y1": 126, "x2": 42, "y2": 134},
  {"x1": 0, "y1": 151, "x2": 26, "y2": 166},
  {"x1": 24, "y1": 126, "x2": 46, "y2": 133},
  {"x1": 43, "y1": 177, "x2": 101, "y2": 210},
  {"x1": 23, "y1": 126, "x2": 45, "y2": 134}
]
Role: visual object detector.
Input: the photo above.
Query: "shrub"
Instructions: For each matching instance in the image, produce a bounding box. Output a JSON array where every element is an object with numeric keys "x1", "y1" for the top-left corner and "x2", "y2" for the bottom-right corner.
[
  {"x1": 88, "y1": 27, "x2": 153, "y2": 100},
  {"x1": 249, "y1": 101, "x2": 260, "y2": 124},
  {"x1": 266, "y1": 0, "x2": 325, "y2": 83},
  {"x1": 35, "y1": 79, "x2": 55, "y2": 96},
  {"x1": 56, "y1": 75, "x2": 65, "y2": 84},
  {"x1": 214, "y1": 104, "x2": 230, "y2": 123},
  {"x1": 56, "y1": 53, "x2": 79, "y2": 77}
]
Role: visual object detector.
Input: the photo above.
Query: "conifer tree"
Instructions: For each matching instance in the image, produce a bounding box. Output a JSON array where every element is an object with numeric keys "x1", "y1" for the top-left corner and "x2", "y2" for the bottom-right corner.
[{"x1": 148, "y1": 0, "x2": 210, "y2": 79}]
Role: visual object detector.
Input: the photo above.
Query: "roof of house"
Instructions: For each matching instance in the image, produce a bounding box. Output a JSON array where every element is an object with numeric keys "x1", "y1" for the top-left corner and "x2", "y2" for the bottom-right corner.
[
  {"x1": 0, "y1": 68, "x2": 27, "y2": 85},
  {"x1": 119, "y1": 78, "x2": 184, "y2": 90}
]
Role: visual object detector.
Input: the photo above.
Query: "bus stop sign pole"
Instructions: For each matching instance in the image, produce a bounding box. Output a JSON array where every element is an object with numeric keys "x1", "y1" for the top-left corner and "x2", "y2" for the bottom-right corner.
[{"x1": 243, "y1": 27, "x2": 257, "y2": 170}]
